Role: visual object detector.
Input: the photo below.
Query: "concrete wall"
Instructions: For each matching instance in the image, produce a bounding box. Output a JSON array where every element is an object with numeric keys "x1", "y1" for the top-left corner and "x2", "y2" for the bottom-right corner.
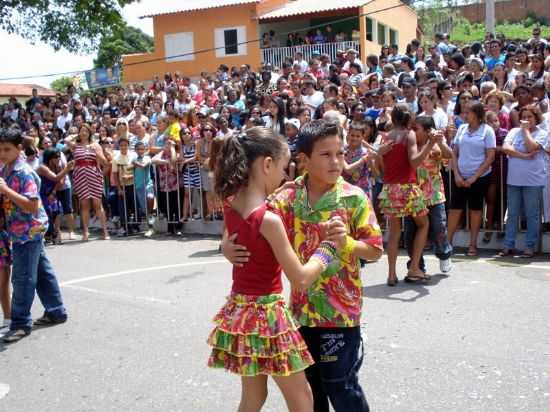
[
  {"x1": 458, "y1": 0, "x2": 550, "y2": 23},
  {"x1": 122, "y1": 3, "x2": 261, "y2": 83},
  {"x1": 360, "y1": 0, "x2": 418, "y2": 58}
]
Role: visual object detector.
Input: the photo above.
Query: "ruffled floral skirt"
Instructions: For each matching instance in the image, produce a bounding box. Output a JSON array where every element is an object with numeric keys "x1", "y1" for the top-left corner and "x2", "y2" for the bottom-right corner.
[
  {"x1": 207, "y1": 293, "x2": 313, "y2": 377},
  {"x1": 379, "y1": 183, "x2": 428, "y2": 218}
]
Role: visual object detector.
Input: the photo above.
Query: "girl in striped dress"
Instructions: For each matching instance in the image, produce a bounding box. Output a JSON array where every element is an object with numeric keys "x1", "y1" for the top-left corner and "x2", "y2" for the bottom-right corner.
[
  {"x1": 68, "y1": 124, "x2": 110, "y2": 241},
  {"x1": 180, "y1": 127, "x2": 200, "y2": 221}
]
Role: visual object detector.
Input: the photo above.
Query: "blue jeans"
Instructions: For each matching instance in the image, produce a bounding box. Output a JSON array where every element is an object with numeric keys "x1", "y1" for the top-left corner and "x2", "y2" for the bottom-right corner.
[
  {"x1": 300, "y1": 326, "x2": 369, "y2": 412},
  {"x1": 11, "y1": 240, "x2": 66, "y2": 331},
  {"x1": 405, "y1": 203, "x2": 453, "y2": 271},
  {"x1": 504, "y1": 185, "x2": 543, "y2": 250}
]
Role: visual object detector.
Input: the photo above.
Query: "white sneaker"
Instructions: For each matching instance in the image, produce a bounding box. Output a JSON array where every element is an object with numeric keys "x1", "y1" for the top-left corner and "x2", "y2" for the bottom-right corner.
[
  {"x1": 440, "y1": 258, "x2": 452, "y2": 273},
  {"x1": 144, "y1": 229, "x2": 154, "y2": 238},
  {"x1": 1, "y1": 319, "x2": 10, "y2": 329}
]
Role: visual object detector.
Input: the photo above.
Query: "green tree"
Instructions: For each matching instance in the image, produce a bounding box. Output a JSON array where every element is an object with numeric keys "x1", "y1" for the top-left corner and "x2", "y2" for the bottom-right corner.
[
  {"x1": 94, "y1": 24, "x2": 154, "y2": 69},
  {"x1": 0, "y1": 0, "x2": 137, "y2": 53},
  {"x1": 50, "y1": 76, "x2": 75, "y2": 93}
]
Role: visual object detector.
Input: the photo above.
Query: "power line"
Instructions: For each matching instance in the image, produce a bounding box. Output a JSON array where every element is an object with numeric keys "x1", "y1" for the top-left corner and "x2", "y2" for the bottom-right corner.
[{"x1": 0, "y1": 2, "x2": 409, "y2": 82}]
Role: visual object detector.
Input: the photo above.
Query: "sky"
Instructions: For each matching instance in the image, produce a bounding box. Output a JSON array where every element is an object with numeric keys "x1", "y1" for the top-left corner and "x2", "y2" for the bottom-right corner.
[{"x1": 0, "y1": 2, "x2": 154, "y2": 88}]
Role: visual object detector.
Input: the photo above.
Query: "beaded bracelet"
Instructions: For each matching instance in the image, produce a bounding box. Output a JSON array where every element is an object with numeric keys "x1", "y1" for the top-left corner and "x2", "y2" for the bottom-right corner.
[{"x1": 310, "y1": 241, "x2": 338, "y2": 269}]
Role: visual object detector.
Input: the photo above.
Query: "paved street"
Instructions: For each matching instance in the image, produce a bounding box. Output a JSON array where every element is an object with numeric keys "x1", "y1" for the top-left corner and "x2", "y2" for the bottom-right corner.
[{"x1": 1, "y1": 235, "x2": 549, "y2": 412}]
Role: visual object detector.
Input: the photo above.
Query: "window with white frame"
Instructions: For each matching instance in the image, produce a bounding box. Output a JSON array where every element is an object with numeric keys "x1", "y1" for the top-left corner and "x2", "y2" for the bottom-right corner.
[
  {"x1": 214, "y1": 26, "x2": 247, "y2": 57},
  {"x1": 366, "y1": 17, "x2": 374, "y2": 42},
  {"x1": 164, "y1": 32, "x2": 194, "y2": 62},
  {"x1": 390, "y1": 28, "x2": 398, "y2": 46},
  {"x1": 377, "y1": 23, "x2": 387, "y2": 46}
]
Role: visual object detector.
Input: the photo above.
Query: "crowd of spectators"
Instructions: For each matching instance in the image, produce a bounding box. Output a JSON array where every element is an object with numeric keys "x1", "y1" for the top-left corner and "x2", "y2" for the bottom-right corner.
[{"x1": 1, "y1": 26, "x2": 549, "y2": 254}]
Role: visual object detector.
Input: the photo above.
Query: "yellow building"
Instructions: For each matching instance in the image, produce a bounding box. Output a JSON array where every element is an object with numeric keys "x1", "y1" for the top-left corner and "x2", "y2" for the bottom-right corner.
[{"x1": 122, "y1": 0, "x2": 419, "y2": 83}]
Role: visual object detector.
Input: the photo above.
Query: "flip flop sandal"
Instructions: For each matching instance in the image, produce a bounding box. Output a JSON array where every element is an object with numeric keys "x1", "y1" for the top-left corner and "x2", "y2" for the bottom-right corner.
[
  {"x1": 467, "y1": 248, "x2": 478, "y2": 257},
  {"x1": 404, "y1": 274, "x2": 431, "y2": 283},
  {"x1": 498, "y1": 249, "x2": 513, "y2": 257},
  {"x1": 2, "y1": 329, "x2": 30, "y2": 343}
]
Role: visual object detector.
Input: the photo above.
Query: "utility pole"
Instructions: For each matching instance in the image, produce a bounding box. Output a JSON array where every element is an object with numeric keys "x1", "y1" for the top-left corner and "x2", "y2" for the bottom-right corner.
[{"x1": 486, "y1": 0, "x2": 495, "y2": 35}]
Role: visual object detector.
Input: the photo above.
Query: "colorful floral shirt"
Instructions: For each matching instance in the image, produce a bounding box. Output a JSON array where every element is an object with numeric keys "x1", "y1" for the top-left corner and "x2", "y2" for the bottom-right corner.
[
  {"x1": 1, "y1": 156, "x2": 48, "y2": 244},
  {"x1": 268, "y1": 175, "x2": 383, "y2": 328},
  {"x1": 416, "y1": 152, "x2": 446, "y2": 207},
  {"x1": 342, "y1": 145, "x2": 372, "y2": 199}
]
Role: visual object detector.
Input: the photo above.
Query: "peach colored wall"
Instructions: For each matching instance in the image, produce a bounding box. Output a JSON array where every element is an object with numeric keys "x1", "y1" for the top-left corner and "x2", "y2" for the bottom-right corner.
[
  {"x1": 257, "y1": 0, "x2": 288, "y2": 16},
  {"x1": 360, "y1": 0, "x2": 417, "y2": 58},
  {"x1": 123, "y1": 4, "x2": 261, "y2": 83}
]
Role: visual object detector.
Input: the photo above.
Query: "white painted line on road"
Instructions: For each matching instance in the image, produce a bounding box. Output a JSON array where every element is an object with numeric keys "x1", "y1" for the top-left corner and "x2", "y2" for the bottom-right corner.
[
  {"x1": 64, "y1": 284, "x2": 172, "y2": 304},
  {"x1": 61, "y1": 260, "x2": 228, "y2": 286},
  {"x1": 0, "y1": 383, "x2": 9, "y2": 400},
  {"x1": 412, "y1": 255, "x2": 550, "y2": 271}
]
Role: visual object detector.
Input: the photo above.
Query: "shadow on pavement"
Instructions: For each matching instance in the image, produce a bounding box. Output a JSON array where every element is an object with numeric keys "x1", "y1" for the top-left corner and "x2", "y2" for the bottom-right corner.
[
  {"x1": 188, "y1": 249, "x2": 222, "y2": 258},
  {"x1": 362, "y1": 274, "x2": 449, "y2": 303}
]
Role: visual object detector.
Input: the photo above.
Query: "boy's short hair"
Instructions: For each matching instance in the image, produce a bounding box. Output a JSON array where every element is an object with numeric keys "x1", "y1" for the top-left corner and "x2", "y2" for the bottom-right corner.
[
  {"x1": 134, "y1": 141, "x2": 145, "y2": 149},
  {"x1": 118, "y1": 136, "x2": 130, "y2": 145},
  {"x1": 0, "y1": 128, "x2": 24, "y2": 146},
  {"x1": 297, "y1": 119, "x2": 340, "y2": 157}
]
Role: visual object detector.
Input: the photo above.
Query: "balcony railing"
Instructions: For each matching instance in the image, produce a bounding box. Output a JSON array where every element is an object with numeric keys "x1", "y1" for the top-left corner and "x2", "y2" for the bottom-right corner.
[{"x1": 261, "y1": 41, "x2": 360, "y2": 69}]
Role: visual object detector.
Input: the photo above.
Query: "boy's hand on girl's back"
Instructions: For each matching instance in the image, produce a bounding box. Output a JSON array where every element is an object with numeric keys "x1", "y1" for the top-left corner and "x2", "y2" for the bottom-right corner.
[
  {"x1": 222, "y1": 233, "x2": 250, "y2": 267},
  {"x1": 376, "y1": 140, "x2": 394, "y2": 156}
]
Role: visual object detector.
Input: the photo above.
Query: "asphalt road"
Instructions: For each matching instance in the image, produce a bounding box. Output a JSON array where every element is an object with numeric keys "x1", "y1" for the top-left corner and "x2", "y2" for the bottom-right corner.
[{"x1": 0, "y1": 234, "x2": 549, "y2": 412}]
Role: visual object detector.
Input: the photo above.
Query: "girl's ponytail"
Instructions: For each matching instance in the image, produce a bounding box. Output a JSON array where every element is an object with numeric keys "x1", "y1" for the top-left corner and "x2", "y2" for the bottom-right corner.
[
  {"x1": 214, "y1": 127, "x2": 286, "y2": 199},
  {"x1": 215, "y1": 134, "x2": 249, "y2": 199}
]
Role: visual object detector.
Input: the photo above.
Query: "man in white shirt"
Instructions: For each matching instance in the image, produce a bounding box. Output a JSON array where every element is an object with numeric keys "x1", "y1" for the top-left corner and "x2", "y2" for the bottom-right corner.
[
  {"x1": 398, "y1": 77, "x2": 419, "y2": 114},
  {"x1": 342, "y1": 49, "x2": 363, "y2": 73},
  {"x1": 293, "y1": 51, "x2": 309, "y2": 73},
  {"x1": 56, "y1": 104, "x2": 73, "y2": 131},
  {"x1": 302, "y1": 80, "x2": 324, "y2": 115}
]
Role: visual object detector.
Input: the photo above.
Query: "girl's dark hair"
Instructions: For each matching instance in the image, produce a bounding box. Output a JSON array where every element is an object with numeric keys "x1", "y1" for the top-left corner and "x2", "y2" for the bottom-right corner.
[
  {"x1": 76, "y1": 124, "x2": 93, "y2": 143},
  {"x1": 391, "y1": 103, "x2": 412, "y2": 128},
  {"x1": 215, "y1": 127, "x2": 286, "y2": 198},
  {"x1": 454, "y1": 91, "x2": 473, "y2": 116},
  {"x1": 24, "y1": 144, "x2": 38, "y2": 157},
  {"x1": 208, "y1": 137, "x2": 225, "y2": 171},
  {"x1": 417, "y1": 89, "x2": 436, "y2": 114},
  {"x1": 436, "y1": 80, "x2": 451, "y2": 100},
  {"x1": 415, "y1": 115, "x2": 436, "y2": 131},
  {"x1": 518, "y1": 104, "x2": 542, "y2": 125},
  {"x1": 364, "y1": 116, "x2": 378, "y2": 143},
  {"x1": 270, "y1": 96, "x2": 287, "y2": 136},
  {"x1": 42, "y1": 148, "x2": 60, "y2": 165},
  {"x1": 467, "y1": 101, "x2": 486, "y2": 123}
]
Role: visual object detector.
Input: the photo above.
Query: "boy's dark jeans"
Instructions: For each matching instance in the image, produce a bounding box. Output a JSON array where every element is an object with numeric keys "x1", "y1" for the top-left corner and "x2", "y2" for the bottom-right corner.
[
  {"x1": 11, "y1": 240, "x2": 66, "y2": 331},
  {"x1": 404, "y1": 203, "x2": 452, "y2": 271},
  {"x1": 300, "y1": 326, "x2": 369, "y2": 412}
]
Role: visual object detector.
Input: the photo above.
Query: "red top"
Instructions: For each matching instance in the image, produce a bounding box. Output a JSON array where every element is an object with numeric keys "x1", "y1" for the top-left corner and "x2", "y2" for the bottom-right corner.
[
  {"x1": 382, "y1": 132, "x2": 417, "y2": 184},
  {"x1": 224, "y1": 202, "x2": 283, "y2": 295}
]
